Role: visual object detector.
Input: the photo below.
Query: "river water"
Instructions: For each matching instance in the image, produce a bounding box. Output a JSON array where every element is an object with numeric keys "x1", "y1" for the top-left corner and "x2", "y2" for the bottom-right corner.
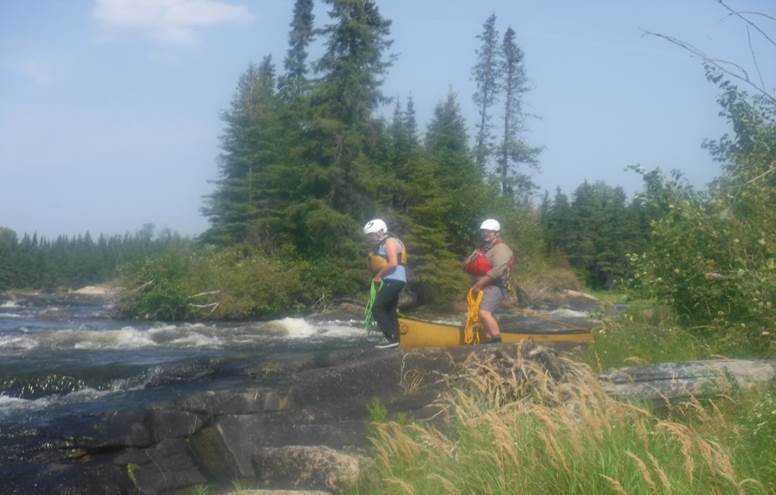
[{"x1": 0, "y1": 297, "x2": 371, "y2": 431}]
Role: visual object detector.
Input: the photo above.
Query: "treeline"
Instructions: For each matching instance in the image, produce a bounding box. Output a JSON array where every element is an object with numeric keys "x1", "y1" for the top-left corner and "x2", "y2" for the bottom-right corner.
[
  {"x1": 0, "y1": 225, "x2": 187, "y2": 291},
  {"x1": 540, "y1": 170, "x2": 669, "y2": 290}
]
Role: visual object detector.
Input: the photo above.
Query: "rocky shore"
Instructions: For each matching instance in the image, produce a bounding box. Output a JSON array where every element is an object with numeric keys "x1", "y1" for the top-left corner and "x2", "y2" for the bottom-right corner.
[{"x1": 3, "y1": 337, "x2": 774, "y2": 495}]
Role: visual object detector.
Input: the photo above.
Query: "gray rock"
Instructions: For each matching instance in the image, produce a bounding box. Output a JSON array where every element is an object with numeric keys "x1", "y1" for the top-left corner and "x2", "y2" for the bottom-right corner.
[
  {"x1": 149, "y1": 408, "x2": 207, "y2": 442},
  {"x1": 253, "y1": 446, "x2": 364, "y2": 492},
  {"x1": 599, "y1": 359, "x2": 776, "y2": 404},
  {"x1": 179, "y1": 388, "x2": 284, "y2": 415},
  {"x1": 131, "y1": 438, "x2": 206, "y2": 495},
  {"x1": 77, "y1": 409, "x2": 153, "y2": 449}
]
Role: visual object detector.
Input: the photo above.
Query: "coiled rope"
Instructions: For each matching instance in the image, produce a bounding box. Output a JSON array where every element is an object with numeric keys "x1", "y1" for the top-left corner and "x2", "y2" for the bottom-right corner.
[
  {"x1": 463, "y1": 288, "x2": 483, "y2": 345},
  {"x1": 364, "y1": 280, "x2": 383, "y2": 336}
]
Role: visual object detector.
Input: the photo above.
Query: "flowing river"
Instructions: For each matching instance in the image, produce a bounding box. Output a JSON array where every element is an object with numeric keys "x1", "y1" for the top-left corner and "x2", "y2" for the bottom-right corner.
[{"x1": 0, "y1": 297, "x2": 370, "y2": 430}]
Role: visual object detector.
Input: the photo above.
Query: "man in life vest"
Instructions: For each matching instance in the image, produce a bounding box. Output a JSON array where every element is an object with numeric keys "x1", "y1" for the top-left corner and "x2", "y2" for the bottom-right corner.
[
  {"x1": 364, "y1": 218, "x2": 407, "y2": 349},
  {"x1": 464, "y1": 219, "x2": 515, "y2": 344}
]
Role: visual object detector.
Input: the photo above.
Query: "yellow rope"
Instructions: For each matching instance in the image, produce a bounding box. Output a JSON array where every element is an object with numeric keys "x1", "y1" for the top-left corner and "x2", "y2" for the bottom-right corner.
[{"x1": 463, "y1": 288, "x2": 483, "y2": 345}]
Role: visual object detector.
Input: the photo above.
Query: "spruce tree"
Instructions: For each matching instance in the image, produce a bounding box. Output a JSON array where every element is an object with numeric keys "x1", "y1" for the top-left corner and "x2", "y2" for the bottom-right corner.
[
  {"x1": 472, "y1": 14, "x2": 500, "y2": 172},
  {"x1": 497, "y1": 27, "x2": 540, "y2": 203},
  {"x1": 315, "y1": 0, "x2": 393, "y2": 127},
  {"x1": 279, "y1": 0, "x2": 315, "y2": 101},
  {"x1": 401, "y1": 90, "x2": 487, "y2": 300},
  {"x1": 202, "y1": 56, "x2": 281, "y2": 246},
  {"x1": 275, "y1": 0, "x2": 394, "y2": 258}
]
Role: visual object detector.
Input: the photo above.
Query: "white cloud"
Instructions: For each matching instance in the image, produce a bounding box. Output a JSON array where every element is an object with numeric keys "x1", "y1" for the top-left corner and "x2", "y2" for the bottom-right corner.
[{"x1": 93, "y1": 0, "x2": 254, "y2": 47}]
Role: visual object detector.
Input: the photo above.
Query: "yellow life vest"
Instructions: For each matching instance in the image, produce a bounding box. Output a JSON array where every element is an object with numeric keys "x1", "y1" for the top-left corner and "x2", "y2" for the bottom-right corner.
[{"x1": 367, "y1": 237, "x2": 408, "y2": 274}]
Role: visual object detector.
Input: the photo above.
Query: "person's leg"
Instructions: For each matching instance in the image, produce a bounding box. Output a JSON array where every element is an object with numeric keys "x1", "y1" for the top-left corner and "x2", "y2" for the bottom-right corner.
[
  {"x1": 479, "y1": 309, "x2": 501, "y2": 338},
  {"x1": 385, "y1": 281, "x2": 404, "y2": 341},
  {"x1": 372, "y1": 280, "x2": 405, "y2": 342},
  {"x1": 479, "y1": 286, "x2": 505, "y2": 339}
]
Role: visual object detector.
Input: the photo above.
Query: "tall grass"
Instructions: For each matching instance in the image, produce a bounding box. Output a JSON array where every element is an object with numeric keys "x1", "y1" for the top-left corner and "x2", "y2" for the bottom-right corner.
[
  {"x1": 350, "y1": 349, "x2": 773, "y2": 494},
  {"x1": 586, "y1": 304, "x2": 773, "y2": 371}
]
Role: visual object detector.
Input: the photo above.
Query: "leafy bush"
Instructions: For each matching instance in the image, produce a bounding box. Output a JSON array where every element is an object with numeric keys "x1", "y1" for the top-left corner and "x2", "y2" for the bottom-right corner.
[
  {"x1": 119, "y1": 245, "x2": 367, "y2": 320},
  {"x1": 629, "y1": 76, "x2": 775, "y2": 346}
]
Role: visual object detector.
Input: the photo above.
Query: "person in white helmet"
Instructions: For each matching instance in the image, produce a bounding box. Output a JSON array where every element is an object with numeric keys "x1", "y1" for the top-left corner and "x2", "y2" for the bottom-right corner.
[
  {"x1": 464, "y1": 219, "x2": 515, "y2": 343},
  {"x1": 363, "y1": 218, "x2": 407, "y2": 349}
]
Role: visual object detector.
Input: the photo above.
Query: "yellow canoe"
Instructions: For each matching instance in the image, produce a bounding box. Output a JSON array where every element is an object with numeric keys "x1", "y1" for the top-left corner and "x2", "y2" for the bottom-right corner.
[{"x1": 398, "y1": 317, "x2": 593, "y2": 349}]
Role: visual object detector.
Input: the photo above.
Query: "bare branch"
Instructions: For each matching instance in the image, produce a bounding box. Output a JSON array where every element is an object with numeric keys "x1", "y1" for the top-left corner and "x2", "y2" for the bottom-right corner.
[
  {"x1": 741, "y1": 164, "x2": 776, "y2": 188},
  {"x1": 189, "y1": 302, "x2": 220, "y2": 314},
  {"x1": 642, "y1": 30, "x2": 776, "y2": 106},
  {"x1": 736, "y1": 11, "x2": 776, "y2": 23},
  {"x1": 718, "y1": 0, "x2": 776, "y2": 48},
  {"x1": 128, "y1": 280, "x2": 154, "y2": 293},
  {"x1": 188, "y1": 290, "x2": 221, "y2": 299},
  {"x1": 746, "y1": 26, "x2": 767, "y2": 92}
]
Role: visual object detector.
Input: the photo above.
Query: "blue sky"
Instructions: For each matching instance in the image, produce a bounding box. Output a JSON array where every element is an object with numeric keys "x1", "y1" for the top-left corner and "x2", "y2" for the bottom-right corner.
[{"x1": 1, "y1": 0, "x2": 773, "y2": 238}]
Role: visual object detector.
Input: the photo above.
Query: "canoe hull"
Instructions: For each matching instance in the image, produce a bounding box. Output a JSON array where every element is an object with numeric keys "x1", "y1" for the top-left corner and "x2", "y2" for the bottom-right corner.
[{"x1": 398, "y1": 317, "x2": 593, "y2": 349}]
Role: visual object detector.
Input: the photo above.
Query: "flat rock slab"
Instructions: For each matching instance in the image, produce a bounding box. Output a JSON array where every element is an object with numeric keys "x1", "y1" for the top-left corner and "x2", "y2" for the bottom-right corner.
[{"x1": 599, "y1": 359, "x2": 776, "y2": 403}]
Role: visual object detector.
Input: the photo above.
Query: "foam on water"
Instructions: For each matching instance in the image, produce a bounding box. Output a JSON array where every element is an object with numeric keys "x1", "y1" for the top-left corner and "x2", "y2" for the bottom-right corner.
[
  {"x1": 0, "y1": 335, "x2": 38, "y2": 351},
  {"x1": 0, "y1": 301, "x2": 20, "y2": 308},
  {"x1": 0, "y1": 375, "x2": 149, "y2": 418},
  {"x1": 0, "y1": 317, "x2": 367, "y2": 354},
  {"x1": 0, "y1": 313, "x2": 23, "y2": 319},
  {"x1": 265, "y1": 317, "x2": 319, "y2": 339},
  {"x1": 310, "y1": 320, "x2": 366, "y2": 338},
  {"x1": 548, "y1": 308, "x2": 589, "y2": 319},
  {"x1": 169, "y1": 333, "x2": 222, "y2": 348},
  {"x1": 63, "y1": 327, "x2": 158, "y2": 350}
]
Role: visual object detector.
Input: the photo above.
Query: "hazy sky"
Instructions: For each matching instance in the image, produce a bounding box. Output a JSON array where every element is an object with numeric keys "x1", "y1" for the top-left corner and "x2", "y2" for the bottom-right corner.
[{"x1": 1, "y1": 0, "x2": 773, "y2": 238}]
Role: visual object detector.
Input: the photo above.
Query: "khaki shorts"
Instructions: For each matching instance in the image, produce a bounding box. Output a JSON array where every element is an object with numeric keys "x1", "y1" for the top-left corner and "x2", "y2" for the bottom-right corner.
[{"x1": 480, "y1": 285, "x2": 506, "y2": 312}]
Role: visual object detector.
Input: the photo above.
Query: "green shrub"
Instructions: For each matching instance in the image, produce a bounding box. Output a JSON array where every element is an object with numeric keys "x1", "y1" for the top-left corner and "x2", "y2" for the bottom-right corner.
[{"x1": 119, "y1": 245, "x2": 367, "y2": 320}]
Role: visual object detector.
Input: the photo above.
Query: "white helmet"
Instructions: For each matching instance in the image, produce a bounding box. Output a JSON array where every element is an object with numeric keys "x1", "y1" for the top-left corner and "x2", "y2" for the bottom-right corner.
[
  {"x1": 363, "y1": 218, "x2": 387, "y2": 235},
  {"x1": 480, "y1": 219, "x2": 501, "y2": 232}
]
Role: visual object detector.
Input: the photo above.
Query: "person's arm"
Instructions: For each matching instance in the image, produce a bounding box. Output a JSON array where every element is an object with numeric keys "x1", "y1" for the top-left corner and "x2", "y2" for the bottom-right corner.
[
  {"x1": 471, "y1": 273, "x2": 492, "y2": 293},
  {"x1": 485, "y1": 244, "x2": 512, "y2": 280},
  {"x1": 373, "y1": 239, "x2": 399, "y2": 283}
]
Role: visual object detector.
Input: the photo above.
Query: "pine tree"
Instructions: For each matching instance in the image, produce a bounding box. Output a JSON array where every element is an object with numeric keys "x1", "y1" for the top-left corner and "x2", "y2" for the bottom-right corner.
[
  {"x1": 315, "y1": 0, "x2": 393, "y2": 127},
  {"x1": 202, "y1": 56, "x2": 281, "y2": 246},
  {"x1": 275, "y1": 0, "x2": 394, "y2": 257},
  {"x1": 472, "y1": 14, "x2": 500, "y2": 172},
  {"x1": 400, "y1": 90, "x2": 487, "y2": 300},
  {"x1": 404, "y1": 96, "x2": 418, "y2": 149},
  {"x1": 279, "y1": 0, "x2": 315, "y2": 101},
  {"x1": 497, "y1": 27, "x2": 540, "y2": 203}
]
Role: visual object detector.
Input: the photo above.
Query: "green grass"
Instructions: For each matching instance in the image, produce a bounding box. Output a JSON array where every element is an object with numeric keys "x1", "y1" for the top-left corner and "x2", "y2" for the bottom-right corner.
[
  {"x1": 587, "y1": 288, "x2": 630, "y2": 305},
  {"x1": 583, "y1": 301, "x2": 774, "y2": 371}
]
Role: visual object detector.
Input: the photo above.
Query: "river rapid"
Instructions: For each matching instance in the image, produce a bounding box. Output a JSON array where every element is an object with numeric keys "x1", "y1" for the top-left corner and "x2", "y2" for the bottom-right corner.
[{"x1": 0, "y1": 297, "x2": 369, "y2": 431}]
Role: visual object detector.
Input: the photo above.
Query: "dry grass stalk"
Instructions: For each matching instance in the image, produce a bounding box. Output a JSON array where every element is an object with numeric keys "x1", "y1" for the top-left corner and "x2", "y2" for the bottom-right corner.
[
  {"x1": 706, "y1": 438, "x2": 742, "y2": 493},
  {"x1": 626, "y1": 450, "x2": 657, "y2": 491},
  {"x1": 647, "y1": 452, "x2": 672, "y2": 494},
  {"x1": 429, "y1": 473, "x2": 462, "y2": 495},
  {"x1": 656, "y1": 421, "x2": 696, "y2": 482},
  {"x1": 385, "y1": 476, "x2": 416, "y2": 494},
  {"x1": 600, "y1": 474, "x2": 630, "y2": 495}
]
